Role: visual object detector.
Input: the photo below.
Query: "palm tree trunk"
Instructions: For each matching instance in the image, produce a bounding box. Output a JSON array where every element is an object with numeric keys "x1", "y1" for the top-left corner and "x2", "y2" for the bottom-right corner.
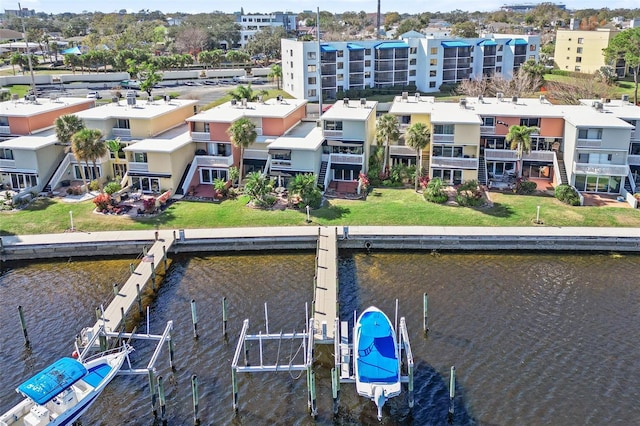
[
  {"x1": 239, "y1": 148, "x2": 244, "y2": 187},
  {"x1": 415, "y1": 150, "x2": 421, "y2": 192}
]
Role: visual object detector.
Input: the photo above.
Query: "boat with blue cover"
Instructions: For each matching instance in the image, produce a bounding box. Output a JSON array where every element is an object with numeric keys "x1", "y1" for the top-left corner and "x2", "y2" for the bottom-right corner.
[
  {"x1": 353, "y1": 306, "x2": 401, "y2": 421},
  {"x1": 0, "y1": 344, "x2": 132, "y2": 426}
]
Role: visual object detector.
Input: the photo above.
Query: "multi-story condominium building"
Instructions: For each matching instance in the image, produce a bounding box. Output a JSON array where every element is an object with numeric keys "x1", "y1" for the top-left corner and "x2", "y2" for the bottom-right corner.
[
  {"x1": 0, "y1": 96, "x2": 94, "y2": 139},
  {"x1": 389, "y1": 94, "x2": 640, "y2": 198},
  {"x1": 0, "y1": 134, "x2": 63, "y2": 193},
  {"x1": 281, "y1": 33, "x2": 540, "y2": 101},
  {"x1": 235, "y1": 12, "x2": 297, "y2": 48},
  {"x1": 554, "y1": 28, "x2": 624, "y2": 75}
]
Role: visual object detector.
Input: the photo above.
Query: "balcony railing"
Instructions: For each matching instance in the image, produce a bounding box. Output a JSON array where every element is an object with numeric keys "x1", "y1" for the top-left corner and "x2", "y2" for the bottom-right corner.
[
  {"x1": 194, "y1": 155, "x2": 233, "y2": 167},
  {"x1": 0, "y1": 159, "x2": 16, "y2": 168},
  {"x1": 573, "y1": 163, "x2": 628, "y2": 176},
  {"x1": 430, "y1": 157, "x2": 478, "y2": 169},
  {"x1": 576, "y1": 139, "x2": 601, "y2": 148},
  {"x1": 389, "y1": 145, "x2": 414, "y2": 156},
  {"x1": 432, "y1": 134, "x2": 454, "y2": 143},
  {"x1": 330, "y1": 153, "x2": 362, "y2": 165},
  {"x1": 324, "y1": 130, "x2": 343, "y2": 138},
  {"x1": 0, "y1": 125, "x2": 10, "y2": 134},
  {"x1": 484, "y1": 149, "x2": 518, "y2": 161},
  {"x1": 271, "y1": 159, "x2": 292, "y2": 169},
  {"x1": 112, "y1": 128, "x2": 132, "y2": 138},
  {"x1": 480, "y1": 125, "x2": 495, "y2": 134},
  {"x1": 523, "y1": 151, "x2": 554, "y2": 161},
  {"x1": 628, "y1": 154, "x2": 640, "y2": 166},
  {"x1": 191, "y1": 131, "x2": 210, "y2": 141},
  {"x1": 128, "y1": 162, "x2": 149, "y2": 172}
]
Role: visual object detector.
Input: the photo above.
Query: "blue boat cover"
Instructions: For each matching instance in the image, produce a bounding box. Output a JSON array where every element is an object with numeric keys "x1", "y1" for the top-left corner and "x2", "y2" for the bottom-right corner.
[
  {"x1": 357, "y1": 310, "x2": 399, "y2": 384},
  {"x1": 18, "y1": 357, "x2": 87, "y2": 405}
]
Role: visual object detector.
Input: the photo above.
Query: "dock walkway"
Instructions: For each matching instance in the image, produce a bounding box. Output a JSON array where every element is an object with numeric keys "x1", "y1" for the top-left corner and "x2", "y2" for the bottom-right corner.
[{"x1": 312, "y1": 227, "x2": 339, "y2": 343}]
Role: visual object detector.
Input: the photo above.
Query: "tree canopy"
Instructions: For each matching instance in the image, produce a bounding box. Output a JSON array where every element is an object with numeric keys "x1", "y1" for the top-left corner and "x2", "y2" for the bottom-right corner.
[{"x1": 604, "y1": 27, "x2": 640, "y2": 105}]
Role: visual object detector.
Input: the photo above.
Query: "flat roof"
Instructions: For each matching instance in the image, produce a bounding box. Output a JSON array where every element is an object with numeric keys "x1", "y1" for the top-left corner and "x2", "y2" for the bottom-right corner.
[
  {"x1": 321, "y1": 99, "x2": 378, "y2": 121},
  {"x1": 579, "y1": 99, "x2": 640, "y2": 121},
  {"x1": 266, "y1": 123, "x2": 324, "y2": 151},
  {"x1": 123, "y1": 130, "x2": 192, "y2": 153},
  {"x1": 0, "y1": 97, "x2": 93, "y2": 117},
  {"x1": 76, "y1": 99, "x2": 198, "y2": 120},
  {"x1": 187, "y1": 98, "x2": 307, "y2": 123},
  {"x1": 0, "y1": 134, "x2": 58, "y2": 150},
  {"x1": 389, "y1": 96, "x2": 485, "y2": 124}
]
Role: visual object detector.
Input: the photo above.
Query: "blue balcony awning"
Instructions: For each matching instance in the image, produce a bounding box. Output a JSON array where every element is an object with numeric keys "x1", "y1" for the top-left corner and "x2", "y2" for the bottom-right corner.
[
  {"x1": 320, "y1": 44, "x2": 338, "y2": 52},
  {"x1": 375, "y1": 41, "x2": 409, "y2": 50},
  {"x1": 441, "y1": 41, "x2": 471, "y2": 48},
  {"x1": 508, "y1": 38, "x2": 528, "y2": 45},
  {"x1": 477, "y1": 40, "x2": 498, "y2": 46},
  {"x1": 347, "y1": 43, "x2": 365, "y2": 50}
]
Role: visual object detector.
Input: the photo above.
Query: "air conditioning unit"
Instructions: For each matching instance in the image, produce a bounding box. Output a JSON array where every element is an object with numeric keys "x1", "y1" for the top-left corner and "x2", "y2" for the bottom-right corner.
[
  {"x1": 360, "y1": 98, "x2": 366, "y2": 107},
  {"x1": 511, "y1": 96, "x2": 518, "y2": 103},
  {"x1": 164, "y1": 95, "x2": 171, "y2": 103},
  {"x1": 539, "y1": 95, "x2": 546, "y2": 103},
  {"x1": 276, "y1": 95, "x2": 283, "y2": 102},
  {"x1": 28, "y1": 94, "x2": 36, "y2": 102},
  {"x1": 257, "y1": 95, "x2": 263, "y2": 103},
  {"x1": 112, "y1": 97, "x2": 119, "y2": 104},
  {"x1": 343, "y1": 97, "x2": 350, "y2": 106},
  {"x1": 127, "y1": 97, "x2": 136, "y2": 106},
  {"x1": 478, "y1": 95, "x2": 483, "y2": 103},
  {"x1": 594, "y1": 101, "x2": 604, "y2": 111},
  {"x1": 241, "y1": 98, "x2": 247, "y2": 108},
  {"x1": 497, "y1": 92, "x2": 504, "y2": 101},
  {"x1": 231, "y1": 99, "x2": 237, "y2": 106},
  {"x1": 415, "y1": 92, "x2": 421, "y2": 101},
  {"x1": 622, "y1": 94, "x2": 630, "y2": 103},
  {"x1": 459, "y1": 98, "x2": 467, "y2": 108},
  {"x1": 401, "y1": 91, "x2": 408, "y2": 101}
]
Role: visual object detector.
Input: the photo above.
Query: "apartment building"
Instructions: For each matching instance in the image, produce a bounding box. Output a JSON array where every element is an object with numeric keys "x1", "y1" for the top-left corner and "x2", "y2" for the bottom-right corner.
[
  {"x1": 0, "y1": 134, "x2": 63, "y2": 193},
  {"x1": 389, "y1": 94, "x2": 638, "y2": 198},
  {"x1": 235, "y1": 12, "x2": 297, "y2": 48},
  {"x1": 281, "y1": 33, "x2": 540, "y2": 101},
  {"x1": 554, "y1": 28, "x2": 624, "y2": 75}
]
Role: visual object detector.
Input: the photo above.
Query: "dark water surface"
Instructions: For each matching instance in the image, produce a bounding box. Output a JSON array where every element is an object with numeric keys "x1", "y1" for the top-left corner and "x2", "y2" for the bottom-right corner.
[{"x1": 1, "y1": 251, "x2": 640, "y2": 425}]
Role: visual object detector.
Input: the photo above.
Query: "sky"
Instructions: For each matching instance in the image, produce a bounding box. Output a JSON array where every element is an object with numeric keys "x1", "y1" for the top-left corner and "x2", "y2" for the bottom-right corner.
[{"x1": 13, "y1": 0, "x2": 640, "y2": 16}]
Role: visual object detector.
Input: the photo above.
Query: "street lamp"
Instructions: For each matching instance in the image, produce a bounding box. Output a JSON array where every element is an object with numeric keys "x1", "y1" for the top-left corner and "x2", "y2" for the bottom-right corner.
[
  {"x1": 69, "y1": 210, "x2": 75, "y2": 231},
  {"x1": 305, "y1": 205, "x2": 311, "y2": 223}
]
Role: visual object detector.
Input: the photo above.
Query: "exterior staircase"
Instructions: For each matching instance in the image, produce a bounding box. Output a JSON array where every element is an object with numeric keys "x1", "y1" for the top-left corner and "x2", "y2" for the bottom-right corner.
[
  {"x1": 624, "y1": 176, "x2": 634, "y2": 193},
  {"x1": 175, "y1": 162, "x2": 192, "y2": 195},
  {"x1": 421, "y1": 152, "x2": 430, "y2": 180},
  {"x1": 477, "y1": 153, "x2": 487, "y2": 185},
  {"x1": 555, "y1": 151, "x2": 569, "y2": 185},
  {"x1": 318, "y1": 160, "x2": 329, "y2": 190}
]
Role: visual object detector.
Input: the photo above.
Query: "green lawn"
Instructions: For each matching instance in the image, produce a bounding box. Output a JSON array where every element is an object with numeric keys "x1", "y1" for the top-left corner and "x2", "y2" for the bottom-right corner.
[{"x1": 2, "y1": 189, "x2": 639, "y2": 236}]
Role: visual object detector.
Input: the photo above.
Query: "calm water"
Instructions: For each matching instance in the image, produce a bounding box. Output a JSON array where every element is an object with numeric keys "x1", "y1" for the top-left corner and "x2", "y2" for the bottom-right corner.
[{"x1": 1, "y1": 251, "x2": 640, "y2": 425}]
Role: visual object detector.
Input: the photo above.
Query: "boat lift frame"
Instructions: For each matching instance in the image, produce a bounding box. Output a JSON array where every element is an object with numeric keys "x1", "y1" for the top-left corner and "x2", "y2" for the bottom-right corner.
[{"x1": 231, "y1": 304, "x2": 317, "y2": 416}]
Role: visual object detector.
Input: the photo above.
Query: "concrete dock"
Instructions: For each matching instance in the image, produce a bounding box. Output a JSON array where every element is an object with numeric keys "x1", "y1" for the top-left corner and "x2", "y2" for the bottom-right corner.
[{"x1": 312, "y1": 227, "x2": 339, "y2": 343}]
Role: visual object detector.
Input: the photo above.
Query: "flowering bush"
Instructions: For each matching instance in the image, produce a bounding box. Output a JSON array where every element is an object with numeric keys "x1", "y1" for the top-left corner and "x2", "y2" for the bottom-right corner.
[
  {"x1": 358, "y1": 173, "x2": 369, "y2": 191},
  {"x1": 142, "y1": 197, "x2": 156, "y2": 213},
  {"x1": 93, "y1": 193, "x2": 112, "y2": 210}
]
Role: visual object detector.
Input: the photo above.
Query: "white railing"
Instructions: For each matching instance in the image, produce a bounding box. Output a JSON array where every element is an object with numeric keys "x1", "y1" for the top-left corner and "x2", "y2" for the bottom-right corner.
[
  {"x1": 262, "y1": 156, "x2": 272, "y2": 178},
  {"x1": 430, "y1": 157, "x2": 478, "y2": 169},
  {"x1": 484, "y1": 149, "x2": 518, "y2": 161},
  {"x1": 576, "y1": 139, "x2": 601, "y2": 148},
  {"x1": 47, "y1": 153, "x2": 73, "y2": 189},
  {"x1": 523, "y1": 151, "x2": 554, "y2": 161},
  {"x1": 128, "y1": 162, "x2": 149, "y2": 172},
  {"x1": 480, "y1": 125, "x2": 495, "y2": 134},
  {"x1": 323, "y1": 157, "x2": 332, "y2": 190},
  {"x1": 432, "y1": 134, "x2": 454, "y2": 143},
  {"x1": 324, "y1": 130, "x2": 343, "y2": 138},
  {"x1": 243, "y1": 149, "x2": 268, "y2": 160},
  {"x1": 0, "y1": 159, "x2": 15, "y2": 168},
  {"x1": 194, "y1": 155, "x2": 233, "y2": 167},
  {"x1": 389, "y1": 145, "x2": 415, "y2": 156},
  {"x1": 271, "y1": 159, "x2": 292, "y2": 169},
  {"x1": 628, "y1": 154, "x2": 640, "y2": 166},
  {"x1": 553, "y1": 152, "x2": 563, "y2": 184},
  {"x1": 0, "y1": 125, "x2": 10, "y2": 134},
  {"x1": 112, "y1": 128, "x2": 132, "y2": 138},
  {"x1": 573, "y1": 163, "x2": 628, "y2": 176},
  {"x1": 190, "y1": 131, "x2": 210, "y2": 141},
  {"x1": 330, "y1": 153, "x2": 362, "y2": 165},
  {"x1": 627, "y1": 169, "x2": 637, "y2": 193}
]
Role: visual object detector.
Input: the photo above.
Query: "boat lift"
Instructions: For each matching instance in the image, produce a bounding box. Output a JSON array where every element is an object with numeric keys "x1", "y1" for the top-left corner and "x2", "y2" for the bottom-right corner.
[
  {"x1": 231, "y1": 303, "x2": 317, "y2": 416},
  {"x1": 331, "y1": 302, "x2": 415, "y2": 417}
]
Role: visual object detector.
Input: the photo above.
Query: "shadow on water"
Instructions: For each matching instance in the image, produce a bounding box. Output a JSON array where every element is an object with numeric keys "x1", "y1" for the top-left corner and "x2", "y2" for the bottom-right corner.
[{"x1": 338, "y1": 254, "x2": 361, "y2": 329}]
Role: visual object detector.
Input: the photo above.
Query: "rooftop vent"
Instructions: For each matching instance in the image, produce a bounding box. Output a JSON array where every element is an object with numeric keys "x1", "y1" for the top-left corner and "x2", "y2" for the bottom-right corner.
[
  {"x1": 497, "y1": 92, "x2": 504, "y2": 101},
  {"x1": 127, "y1": 96, "x2": 136, "y2": 106},
  {"x1": 401, "y1": 91, "x2": 408, "y2": 101},
  {"x1": 511, "y1": 96, "x2": 518, "y2": 104},
  {"x1": 415, "y1": 92, "x2": 421, "y2": 102},
  {"x1": 164, "y1": 95, "x2": 171, "y2": 103},
  {"x1": 231, "y1": 99, "x2": 238, "y2": 106},
  {"x1": 360, "y1": 98, "x2": 366, "y2": 107},
  {"x1": 593, "y1": 101, "x2": 604, "y2": 112},
  {"x1": 276, "y1": 95, "x2": 283, "y2": 103},
  {"x1": 11, "y1": 93, "x2": 19, "y2": 102},
  {"x1": 241, "y1": 98, "x2": 247, "y2": 108},
  {"x1": 478, "y1": 95, "x2": 483, "y2": 103},
  {"x1": 539, "y1": 95, "x2": 546, "y2": 103},
  {"x1": 343, "y1": 97, "x2": 350, "y2": 106},
  {"x1": 459, "y1": 98, "x2": 467, "y2": 109},
  {"x1": 257, "y1": 95, "x2": 263, "y2": 103},
  {"x1": 622, "y1": 94, "x2": 630, "y2": 103}
]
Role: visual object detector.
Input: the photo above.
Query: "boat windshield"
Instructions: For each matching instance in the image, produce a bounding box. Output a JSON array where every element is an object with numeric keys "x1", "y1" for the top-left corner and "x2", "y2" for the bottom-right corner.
[{"x1": 17, "y1": 357, "x2": 87, "y2": 405}]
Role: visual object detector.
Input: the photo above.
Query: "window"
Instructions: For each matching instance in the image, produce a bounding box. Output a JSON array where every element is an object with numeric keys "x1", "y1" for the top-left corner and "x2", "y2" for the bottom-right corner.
[
  {"x1": 482, "y1": 117, "x2": 495, "y2": 127},
  {"x1": 308, "y1": 89, "x2": 317, "y2": 97},
  {"x1": 409, "y1": 58, "x2": 417, "y2": 65},
  {"x1": 498, "y1": 45, "x2": 503, "y2": 52},
  {"x1": 433, "y1": 124, "x2": 454, "y2": 135},
  {"x1": 308, "y1": 76, "x2": 317, "y2": 84},
  {"x1": 520, "y1": 118, "x2": 540, "y2": 127},
  {"x1": 429, "y1": 82, "x2": 436, "y2": 88},
  {"x1": 429, "y1": 70, "x2": 437, "y2": 77},
  {"x1": 496, "y1": 66, "x2": 502, "y2": 73},
  {"x1": 576, "y1": 57, "x2": 582, "y2": 63},
  {"x1": 530, "y1": 44, "x2": 536, "y2": 51},
  {"x1": 365, "y1": 48, "x2": 371, "y2": 55},
  {"x1": 324, "y1": 121, "x2": 343, "y2": 131},
  {"x1": 0, "y1": 116, "x2": 8, "y2": 126},
  {"x1": 337, "y1": 62, "x2": 344, "y2": 69},
  {"x1": 307, "y1": 52, "x2": 316, "y2": 60},
  {"x1": 290, "y1": 50, "x2": 293, "y2": 56},
  {"x1": 430, "y1": 47, "x2": 438, "y2": 55},
  {"x1": 575, "y1": 66, "x2": 581, "y2": 72},
  {"x1": 577, "y1": 38, "x2": 584, "y2": 44},
  {"x1": 133, "y1": 152, "x2": 148, "y2": 163},
  {"x1": 307, "y1": 65, "x2": 316, "y2": 72},
  {"x1": 410, "y1": 47, "x2": 417, "y2": 54},
  {"x1": 409, "y1": 69, "x2": 416, "y2": 76},
  {"x1": 496, "y1": 56, "x2": 502, "y2": 62},
  {"x1": 430, "y1": 58, "x2": 437, "y2": 66},
  {"x1": 337, "y1": 74, "x2": 343, "y2": 81},
  {"x1": 577, "y1": 47, "x2": 583, "y2": 54},
  {"x1": 365, "y1": 60, "x2": 371, "y2": 67},
  {"x1": 578, "y1": 128, "x2": 603, "y2": 139},
  {"x1": 0, "y1": 148, "x2": 13, "y2": 160},
  {"x1": 337, "y1": 50, "x2": 343, "y2": 58},
  {"x1": 529, "y1": 55, "x2": 535, "y2": 60},
  {"x1": 364, "y1": 71, "x2": 371, "y2": 78},
  {"x1": 115, "y1": 119, "x2": 130, "y2": 129}
]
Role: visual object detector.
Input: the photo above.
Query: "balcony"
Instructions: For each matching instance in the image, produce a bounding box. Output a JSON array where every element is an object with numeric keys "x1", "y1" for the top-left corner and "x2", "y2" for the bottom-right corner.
[
  {"x1": 432, "y1": 134, "x2": 454, "y2": 143},
  {"x1": 576, "y1": 139, "x2": 601, "y2": 148},
  {"x1": 191, "y1": 131, "x2": 210, "y2": 141},
  {"x1": 0, "y1": 158, "x2": 16, "y2": 168},
  {"x1": 194, "y1": 155, "x2": 233, "y2": 167},
  {"x1": 324, "y1": 130, "x2": 343, "y2": 138},
  {"x1": 430, "y1": 156, "x2": 478, "y2": 169},
  {"x1": 112, "y1": 128, "x2": 131, "y2": 138},
  {"x1": 574, "y1": 163, "x2": 628, "y2": 176},
  {"x1": 128, "y1": 162, "x2": 149, "y2": 172},
  {"x1": 271, "y1": 159, "x2": 292, "y2": 169},
  {"x1": 628, "y1": 154, "x2": 640, "y2": 166},
  {"x1": 330, "y1": 153, "x2": 363, "y2": 165},
  {"x1": 523, "y1": 151, "x2": 554, "y2": 161},
  {"x1": 480, "y1": 125, "x2": 496, "y2": 134},
  {"x1": 0, "y1": 125, "x2": 10, "y2": 134},
  {"x1": 484, "y1": 149, "x2": 518, "y2": 161},
  {"x1": 389, "y1": 145, "x2": 414, "y2": 156}
]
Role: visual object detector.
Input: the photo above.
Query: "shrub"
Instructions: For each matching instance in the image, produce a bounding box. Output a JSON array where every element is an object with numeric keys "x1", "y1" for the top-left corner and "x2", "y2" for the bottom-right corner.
[
  {"x1": 142, "y1": 197, "x2": 157, "y2": 213},
  {"x1": 555, "y1": 184, "x2": 581, "y2": 206},
  {"x1": 93, "y1": 193, "x2": 112, "y2": 210},
  {"x1": 104, "y1": 181, "x2": 122, "y2": 195},
  {"x1": 455, "y1": 180, "x2": 483, "y2": 206},
  {"x1": 516, "y1": 180, "x2": 537, "y2": 195},
  {"x1": 213, "y1": 178, "x2": 229, "y2": 197},
  {"x1": 424, "y1": 177, "x2": 449, "y2": 204},
  {"x1": 88, "y1": 180, "x2": 100, "y2": 191}
]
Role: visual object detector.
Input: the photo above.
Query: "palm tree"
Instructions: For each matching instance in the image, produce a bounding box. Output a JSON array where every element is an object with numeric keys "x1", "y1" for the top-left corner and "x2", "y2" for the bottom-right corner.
[
  {"x1": 288, "y1": 173, "x2": 320, "y2": 207},
  {"x1": 227, "y1": 117, "x2": 258, "y2": 184},
  {"x1": 405, "y1": 122, "x2": 431, "y2": 192},
  {"x1": 244, "y1": 171, "x2": 274, "y2": 207},
  {"x1": 376, "y1": 114, "x2": 400, "y2": 174},
  {"x1": 229, "y1": 84, "x2": 268, "y2": 102},
  {"x1": 268, "y1": 64, "x2": 282, "y2": 90},
  {"x1": 55, "y1": 114, "x2": 85, "y2": 148},
  {"x1": 505, "y1": 125, "x2": 539, "y2": 178},
  {"x1": 70, "y1": 130, "x2": 91, "y2": 192},
  {"x1": 82, "y1": 130, "x2": 107, "y2": 189}
]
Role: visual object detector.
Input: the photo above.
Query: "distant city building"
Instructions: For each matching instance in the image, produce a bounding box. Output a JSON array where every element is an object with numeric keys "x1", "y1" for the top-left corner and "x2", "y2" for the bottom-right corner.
[
  {"x1": 553, "y1": 28, "x2": 624, "y2": 76},
  {"x1": 234, "y1": 12, "x2": 297, "y2": 48},
  {"x1": 282, "y1": 33, "x2": 540, "y2": 101},
  {"x1": 500, "y1": 3, "x2": 566, "y2": 12},
  {"x1": 3, "y1": 8, "x2": 35, "y2": 18}
]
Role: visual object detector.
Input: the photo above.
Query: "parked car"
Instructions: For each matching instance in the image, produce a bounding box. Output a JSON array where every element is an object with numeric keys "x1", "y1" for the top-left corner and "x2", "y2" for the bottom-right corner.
[{"x1": 86, "y1": 91, "x2": 102, "y2": 99}]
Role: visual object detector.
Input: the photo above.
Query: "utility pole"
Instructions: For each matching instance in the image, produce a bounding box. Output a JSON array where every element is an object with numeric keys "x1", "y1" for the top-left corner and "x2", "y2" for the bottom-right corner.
[
  {"x1": 18, "y1": 3, "x2": 37, "y2": 97},
  {"x1": 377, "y1": 0, "x2": 381, "y2": 39}
]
